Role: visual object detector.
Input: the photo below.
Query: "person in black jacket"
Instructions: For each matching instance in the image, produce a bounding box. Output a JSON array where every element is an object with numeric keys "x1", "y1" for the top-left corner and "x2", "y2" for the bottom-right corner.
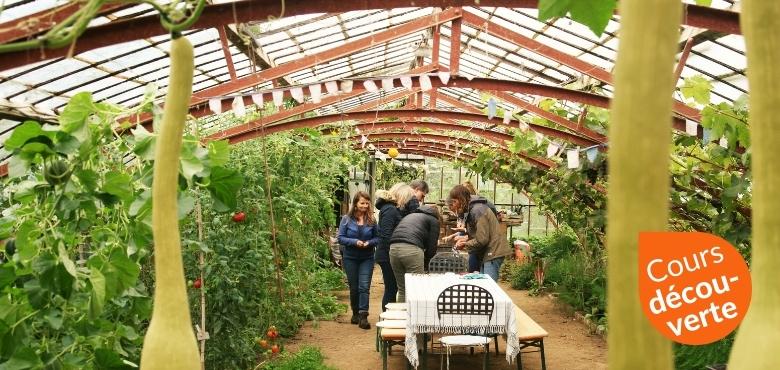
[
  {"x1": 374, "y1": 190, "x2": 401, "y2": 312},
  {"x1": 388, "y1": 205, "x2": 441, "y2": 302}
]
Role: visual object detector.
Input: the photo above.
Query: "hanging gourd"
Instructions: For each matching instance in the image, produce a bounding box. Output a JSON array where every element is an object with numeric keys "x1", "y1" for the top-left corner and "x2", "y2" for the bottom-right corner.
[
  {"x1": 388, "y1": 148, "x2": 399, "y2": 158},
  {"x1": 139, "y1": 33, "x2": 200, "y2": 369},
  {"x1": 606, "y1": 0, "x2": 681, "y2": 368},
  {"x1": 728, "y1": 1, "x2": 780, "y2": 368}
]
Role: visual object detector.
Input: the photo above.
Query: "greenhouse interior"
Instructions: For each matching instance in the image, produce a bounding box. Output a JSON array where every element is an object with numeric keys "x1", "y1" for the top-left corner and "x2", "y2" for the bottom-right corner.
[{"x1": 1, "y1": 0, "x2": 778, "y2": 369}]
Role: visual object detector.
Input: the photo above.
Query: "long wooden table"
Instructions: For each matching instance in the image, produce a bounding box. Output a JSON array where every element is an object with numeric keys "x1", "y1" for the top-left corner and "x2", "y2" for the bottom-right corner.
[{"x1": 403, "y1": 273, "x2": 520, "y2": 368}]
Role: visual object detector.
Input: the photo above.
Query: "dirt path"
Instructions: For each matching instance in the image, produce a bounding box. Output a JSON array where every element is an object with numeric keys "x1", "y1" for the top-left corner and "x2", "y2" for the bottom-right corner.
[{"x1": 286, "y1": 268, "x2": 607, "y2": 370}]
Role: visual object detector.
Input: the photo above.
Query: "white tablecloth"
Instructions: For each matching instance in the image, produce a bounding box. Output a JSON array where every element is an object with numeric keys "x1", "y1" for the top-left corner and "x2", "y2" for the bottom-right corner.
[{"x1": 403, "y1": 273, "x2": 519, "y2": 368}]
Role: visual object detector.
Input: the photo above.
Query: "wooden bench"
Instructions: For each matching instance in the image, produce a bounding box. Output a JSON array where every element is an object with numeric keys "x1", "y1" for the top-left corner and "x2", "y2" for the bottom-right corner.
[
  {"x1": 513, "y1": 305, "x2": 548, "y2": 370},
  {"x1": 379, "y1": 328, "x2": 411, "y2": 370}
]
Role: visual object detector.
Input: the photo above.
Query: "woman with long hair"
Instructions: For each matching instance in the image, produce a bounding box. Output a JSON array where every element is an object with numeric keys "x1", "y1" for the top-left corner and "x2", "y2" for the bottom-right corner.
[
  {"x1": 337, "y1": 191, "x2": 379, "y2": 329},
  {"x1": 448, "y1": 185, "x2": 511, "y2": 281}
]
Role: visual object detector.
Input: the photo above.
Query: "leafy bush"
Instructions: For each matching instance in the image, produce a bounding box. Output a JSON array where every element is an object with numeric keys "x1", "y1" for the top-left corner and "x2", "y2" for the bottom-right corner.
[
  {"x1": 181, "y1": 131, "x2": 357, "y2": 368},
  {"x1": 261, "y1": 346, "x2": 336, "y2": 370},
  {"x1": 506, "y1": 230, "x2": 607, "y2": 322},
  {"x1": 502, "y1": 259, "x2": 536, "y2": 290},
  {"x1": 674, "y1": 333, "x2": 733, "y2": 370}
]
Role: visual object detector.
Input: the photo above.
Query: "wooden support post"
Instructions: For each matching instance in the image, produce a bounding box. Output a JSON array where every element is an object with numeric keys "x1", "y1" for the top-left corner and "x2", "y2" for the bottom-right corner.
[
  {"x1": 674, "y1": 37, "x2": 695, "y2": 83},
  {"x1": 450, "y1": 16, "x2": 462, "y2": 76},
  {"x1": 217, "y1": 27, "x2": 238, "y2": 82}
]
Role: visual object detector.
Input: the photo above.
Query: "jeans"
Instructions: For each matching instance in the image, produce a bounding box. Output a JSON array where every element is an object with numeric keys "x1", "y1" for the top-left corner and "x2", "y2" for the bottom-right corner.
[
  {"x1": 482, "y1": 257, "x2": 505, "y2": 281},
  {"x1": 377, "y1": 261, "x2": 398, "y2": 311},
  {"x1": 468, "y1": 252, "x2": 481, "y2": 273},
  {"x1": 343, "y1": 256, "x2": 374, "y2": 313},
  {"x1": 389, "y1": 243, "x2": 425, "y2": 303}
]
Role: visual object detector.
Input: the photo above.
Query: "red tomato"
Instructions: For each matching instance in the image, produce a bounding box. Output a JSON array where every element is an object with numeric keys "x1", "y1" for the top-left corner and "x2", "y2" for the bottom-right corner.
[
  {"x1": 193, "y1": 278, "x2": 202, "y2": 289},
  {"x1": 232, "y1": 212, "x2": 246, "y2": 222},
  {"x1": 258, "y1": 339, "x2": 268, "y2": 348},
  {"x1": 271, "y1": 344, "x2": 280, "y2": 354}
]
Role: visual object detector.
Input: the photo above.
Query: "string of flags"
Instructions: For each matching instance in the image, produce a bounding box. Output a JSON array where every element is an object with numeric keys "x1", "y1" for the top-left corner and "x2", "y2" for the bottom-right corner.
[
  {"x1": 204, "y1": 72, "x2": 453, "y2": 115},
  {"x1": 203, "y1": 69, "x2": 728, "y2": 172}
]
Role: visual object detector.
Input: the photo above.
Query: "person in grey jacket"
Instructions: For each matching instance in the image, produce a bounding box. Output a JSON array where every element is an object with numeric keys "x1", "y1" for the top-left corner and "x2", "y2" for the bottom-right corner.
[{"x1": 388, "y1": 205, "x2": 441, "y2": 302}]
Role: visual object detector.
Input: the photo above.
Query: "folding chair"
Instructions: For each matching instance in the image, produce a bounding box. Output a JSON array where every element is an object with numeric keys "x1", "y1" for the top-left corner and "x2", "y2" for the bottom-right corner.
[
  {"x1": 436, "y1": 284, "x2": 495, "y2": 370},
  {"x1": 428, "y1": 253, "x2": 468, "y2": 274}
]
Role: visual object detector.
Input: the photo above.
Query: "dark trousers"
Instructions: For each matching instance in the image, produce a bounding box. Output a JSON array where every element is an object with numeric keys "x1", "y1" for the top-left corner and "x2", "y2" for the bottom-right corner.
[
  {"x1": 377, "y1": 260, "x2": 398, "y2": 311},
  {"x1": 468, "y1": 252, "x2": 481, "y2": 273},
  {"x1": 343, "y1": 256, "x2": 375, "y2": 313}
]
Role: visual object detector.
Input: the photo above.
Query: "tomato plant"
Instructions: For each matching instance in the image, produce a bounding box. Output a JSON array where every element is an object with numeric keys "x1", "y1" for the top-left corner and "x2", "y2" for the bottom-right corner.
[
  {"x1": 180, "y1": 123, "x2": 354, "y2": 368},
  {"x1": 0, "y1": 90, "x2": 242, "y2": 367}
]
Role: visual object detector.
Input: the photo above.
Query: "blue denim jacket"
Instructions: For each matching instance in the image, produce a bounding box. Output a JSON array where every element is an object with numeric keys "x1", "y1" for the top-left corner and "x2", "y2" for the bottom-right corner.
[{"x1": 338, "y1": 215, "x2": 380, "y2": 259}]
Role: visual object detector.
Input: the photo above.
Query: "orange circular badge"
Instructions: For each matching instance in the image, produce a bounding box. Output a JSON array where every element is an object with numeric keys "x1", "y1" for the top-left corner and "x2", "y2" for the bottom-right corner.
[{"x1": 638, "y1": 232, "x2": 751, "y2": 345}]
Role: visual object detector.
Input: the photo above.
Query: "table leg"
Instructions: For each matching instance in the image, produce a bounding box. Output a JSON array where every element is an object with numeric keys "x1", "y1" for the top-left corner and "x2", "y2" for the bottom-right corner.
[{"x1": 422, "y1": 333, "x2": 428, "y2": 369}]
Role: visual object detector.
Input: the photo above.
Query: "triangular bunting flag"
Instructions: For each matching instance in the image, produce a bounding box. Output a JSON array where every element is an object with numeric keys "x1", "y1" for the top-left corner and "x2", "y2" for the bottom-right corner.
[
  {"x1": 232, "y1": 96, "x2": 246, "y2": 117},
  {"x1": 535, "y1": 132, "x2": 544, "y2": 145},
  {"x1": 251, "y1": 93, "x2": 263, "y2": 107},
  {"x1": 546, "y1": 142, "x2": 559, "y2": 158},
  {"x1": 686, "y1": 120, "x2": 698, "y2": 136},
  {"x1": 438, "y1": 71, "x2": 451, "y2": 85},
  {"x1": 400, "y1": 76, "x2": 413, "y2": 91},
  {"x1": 719, "y1": 137, "x2": 728, "y2": 148},
  {"x1": 382, "y1": 78, "x2": 394, "y2": 91},
  {"x1": 361, "y1": 135, "x2": 368, "y2": 149},
  {"x1": 341, "y1": 80, "x2": 354, "y2": 93},
  {"x1": 290, "y1": 87, "x2": 305, "y2": 103},
  {"x1": 518, "y1": 121, "x2": 529, "y2": 132},
  {"x1": 325, "y1": 81, "x2": 339, "y2": 95},
  {"x1": 309, "y1": 84, "x2": 322, "y2": 103},
  {"x1": 208, "y1": 98, "x2": 222, "y2": 114},
  {"x1": 272, "y1": 90, "x2": 284, "y2": 107},
  {"x1": 487, "y1": 98, "x2": 497, "y2": 119},
  {"x1": 419, "y1": 74, "x2": 432, "y2": 91},
  {"x1": 567, "y1": 149, "x2": 580, "y2": 169},
  {"x1": 363, "y1": 80, "x2": 378, "y2": 92},
  {"x1": 586, "y1": 147, "x2": 598, "y2": 162},
  {"x1": 702, "y1": 128, "x2": 712, "y2": 143},
  {"x1": 503, "y1": 111, "x2": 512, "y2": 124}
]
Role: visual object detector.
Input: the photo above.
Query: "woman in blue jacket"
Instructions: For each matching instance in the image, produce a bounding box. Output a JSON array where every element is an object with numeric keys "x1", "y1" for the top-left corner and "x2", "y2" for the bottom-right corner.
[{"x1": 338, "y1": 191, "x2": 379, "y2": 329}]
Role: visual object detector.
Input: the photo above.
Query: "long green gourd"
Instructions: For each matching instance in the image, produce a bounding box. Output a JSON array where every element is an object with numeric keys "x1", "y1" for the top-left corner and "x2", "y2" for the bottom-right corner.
[
  {"x1": 606, "y1": 0, "x2": 680, "y2": 368},
  {"x1": 140, "y1": 35, "x2": 200, "y2": 369},
  {"x1": 728, "y1": 1, "x2": 780, "y2": 368}
]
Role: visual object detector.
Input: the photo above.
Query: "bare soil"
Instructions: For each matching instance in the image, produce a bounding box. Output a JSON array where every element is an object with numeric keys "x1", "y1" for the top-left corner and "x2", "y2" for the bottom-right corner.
[{"x1": 286, "y1": 268, "x2": 607, "y2": 370}]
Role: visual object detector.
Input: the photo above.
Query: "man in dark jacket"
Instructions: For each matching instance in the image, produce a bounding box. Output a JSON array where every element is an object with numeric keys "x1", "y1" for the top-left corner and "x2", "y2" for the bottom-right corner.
[
  {"x1": 374, "y1": 190, "x2": 401, "y2": 311},
  {"x1": 388, "y1": 205, "x2": 441, "y2": 302}
]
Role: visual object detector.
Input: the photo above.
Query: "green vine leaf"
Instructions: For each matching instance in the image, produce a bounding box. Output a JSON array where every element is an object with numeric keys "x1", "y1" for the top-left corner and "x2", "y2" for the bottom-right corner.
[
  {"x1": 681, "y1": 75, "x2": 712, "y2": 106},
  {"x1": 538, "y1": 0, "x2": 616, "y2": 36}
]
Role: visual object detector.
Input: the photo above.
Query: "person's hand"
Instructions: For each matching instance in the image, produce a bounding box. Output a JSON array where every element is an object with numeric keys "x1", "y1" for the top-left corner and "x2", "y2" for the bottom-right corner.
[
  {"x1": 451, "y1": 227, "x2": 466, "y2": 233},
  {"x1": 455, "y1": 239, "x2": 467, "y2": 249},
  {"x1": 356, "y1": 240, "x2": 365, "y2": 248},
  {"x1": 454, "y1": 235, "x2": 469, "y2": 243}
]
